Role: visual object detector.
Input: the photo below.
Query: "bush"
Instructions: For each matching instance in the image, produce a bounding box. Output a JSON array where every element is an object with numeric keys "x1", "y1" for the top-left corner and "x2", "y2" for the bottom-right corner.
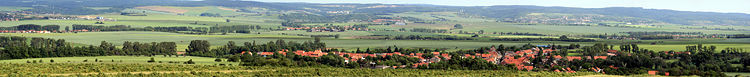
[
  {"x1": 148, "y1": 57, "x2": 156, "y2": 63},
  {"x1": 215, "y1": 58, "x2": 222, "y2": 62},
  {"x1": 184, "y1": 59, "x2": 195, "y2": 64}
]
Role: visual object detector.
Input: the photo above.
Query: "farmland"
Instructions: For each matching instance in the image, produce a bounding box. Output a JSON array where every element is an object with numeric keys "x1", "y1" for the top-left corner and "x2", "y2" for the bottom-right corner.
[
  {"x1": 1, "y1": 0, "x2": 750, "y2": 77},
  {"x1": 1, "y1": 31, "x2": 748, "y2": 52},
  {"x1": 0, "y1": 6, "x2": 31, "y2": 11}
]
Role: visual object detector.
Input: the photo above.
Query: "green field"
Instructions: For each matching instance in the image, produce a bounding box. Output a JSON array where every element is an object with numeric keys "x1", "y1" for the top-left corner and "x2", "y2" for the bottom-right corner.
[
  {"x1": 0, "y1": 6, "x2": 31, "y2": 11},
  {"x1": 3, "y1": 31, "x2": 749, "y2": 52},
  {"x1": 0, "y1": 31, "x2": 523, "y2": 50},
  {"x1": 0, "y1": 55, "x2": 237, "y2": 65},
  {"x1": 723, "y1": 72, "x2": 750, "y2": 77}
]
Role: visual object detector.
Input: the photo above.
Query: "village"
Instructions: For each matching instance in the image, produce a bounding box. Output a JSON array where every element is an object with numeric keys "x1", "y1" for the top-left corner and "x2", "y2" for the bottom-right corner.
[{"x1": 235, "y1": 46, "x2": 679, "y2": 76}]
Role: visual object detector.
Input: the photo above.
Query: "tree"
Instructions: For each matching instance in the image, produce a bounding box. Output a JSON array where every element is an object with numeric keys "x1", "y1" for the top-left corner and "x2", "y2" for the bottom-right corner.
[
  {"x1": 50, "y1": 59, "x2": 54, "y2": 63},
  {"x1": 42, "y1": 25, "x2": 60, "y2": 31},
  {"x1": 742, "y1": 56, "x2": 750, "y2": 67},
  {"x1": 227, "y1": 56, "x2": 240, "y2": 62},
  {"x1": 560, "y1": 35, "x2": 569, "y2": 39},
  {"x1": 187, "y1": 40, "x2": 210, "y2": 55},
  {"x1": 226, "y1": 19, "x2": 230, "y2": 22},
  {"x1": 422, "y1": 53, "x2": 435, "y2": 59},
  {"x1": 17, "y1": 24, "x2": 42, "y2": 30}
]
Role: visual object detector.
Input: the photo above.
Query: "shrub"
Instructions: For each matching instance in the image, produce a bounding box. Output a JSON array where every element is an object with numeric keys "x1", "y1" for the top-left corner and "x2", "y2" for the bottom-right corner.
[
  {"x1": 184, "y1": 59, "x2": 195, "y2": 64},
  {"x1": 148, "y1": 57, "x2": 156, "y2": 63},
  {"x1": 215, "y1": 58, "x2": 222, "y2": 62}
]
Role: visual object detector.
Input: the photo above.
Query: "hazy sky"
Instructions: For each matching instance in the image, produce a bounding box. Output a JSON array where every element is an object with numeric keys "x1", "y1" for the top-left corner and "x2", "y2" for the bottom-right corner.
[{"x1": 249, "y1": 0, "x2": 750, "y2": 14}]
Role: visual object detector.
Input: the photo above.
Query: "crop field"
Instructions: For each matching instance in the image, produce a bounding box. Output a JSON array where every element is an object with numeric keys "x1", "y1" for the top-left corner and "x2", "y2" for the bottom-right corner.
[
  {"x1": 723, "y1": 72, "x2": 750, "y2": 77},
  {"x1": 0, "y1": 6, "x2": 31, "y2": 11},
  {"x1": 0, "y1": 31, "x2": 632, "y2": 51},
  {"x1": 1, "y1": 12, "x2": 282, "y2": 29},
  {"x1": 0, "y1": 63, "x2": 600, "y2": 77},
  {"x1": 3, "y1": 31, "x2": 748, "y2": 51},
  {"x1": 0, "y1": 55, "x2": 237, "y2": 65},
  {"x1": 385, "y1": 12, "x2": 495, "y2": 22},
  {"x1": 381, "y1": 21, "x2": 750, "y2": 35},
  {"x1": 0, "y1": 31, "x2": 540, "y2": 50},
  {"x1": 135, "y1": 6, "x2": 248, "y2": 16}
]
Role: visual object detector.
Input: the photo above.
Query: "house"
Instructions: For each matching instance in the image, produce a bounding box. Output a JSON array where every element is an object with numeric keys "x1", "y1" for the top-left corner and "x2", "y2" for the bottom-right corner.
[
  {"x1": 647, "y1": 71, "x2": 658, "y2": 75},
  {"x1": 566, "y1": 56, "x2": 582, "y2": 61}
]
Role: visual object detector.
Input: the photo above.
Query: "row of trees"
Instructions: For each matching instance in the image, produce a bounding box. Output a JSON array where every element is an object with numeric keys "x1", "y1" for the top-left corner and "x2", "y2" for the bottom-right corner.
[
  {"x1": 491, "y1": 37, "x2": 595, "y2": 42},
  {"x1": 0, "y1": 36, "x2": 176, "y2": 60},
  {"x1": 71, "y1": 24, "x2": 265, "y2": 34},
  {"x1": 0, "y1": 24, "x2": 60, "y2": 31},
  {"x1": 186, "y1": 38, "x2": 327, "y2": 57},
  {"x1": 381, "y1": 35, "x2": 475, "y2": 40}
]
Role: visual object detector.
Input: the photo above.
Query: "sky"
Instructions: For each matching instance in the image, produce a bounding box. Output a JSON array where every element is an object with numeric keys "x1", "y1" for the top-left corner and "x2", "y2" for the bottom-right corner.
[{"x1": 249, "y1": 0, "x2": 750, "y2": 14}]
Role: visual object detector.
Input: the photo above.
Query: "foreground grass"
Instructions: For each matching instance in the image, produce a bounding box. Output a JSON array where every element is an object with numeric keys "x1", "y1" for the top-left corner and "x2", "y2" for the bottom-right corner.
[
  {"x1": 0, "y1": 55, "x2": 238, "y2": 65},
  {"x1": 0, "y1": 63, "x2": 600, "y2": 77}
]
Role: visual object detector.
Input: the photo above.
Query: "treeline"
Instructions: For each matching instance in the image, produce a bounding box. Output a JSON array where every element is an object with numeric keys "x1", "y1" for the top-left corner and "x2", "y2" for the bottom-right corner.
[
  {"x1": 0, "y1": 24, "x2": 60, "y2": 31},
  {"x1": 637, "y1": 35, "x2": 674, "y2": 40},
  {"x1": 623, "y1": 31, "x2": 703, "y2": 36},
  {"x1": 0, "y1": 36, "x2": 176, "y2": 60},
  {"x1": 410, "y1": 28, "x2": 448, "y2": 33},
  {"x1": 460, "y1": 31, "x2": 545, "y2": 36},
  {"x1": 491, "y1": 37, "x2": 595, "y2": 42},
  {"x1": 381, "y1": 35, "x2": 475, "y2": 40},
  {"x1": 186, "y1": 38, "x2": 327, "y2": 57},
  {"x1": 282, "y1": 22, "x2": 371, "y2": 29},
  {"x1": 581, "y1": 34, "x2": 630, "y2": 39},
  {"x1": 71, "y1": 24, "x2": 264, "y2": 34},
  {"x1": 729, "y1": 34, "x2": 750, "y2": 38},
  {"x1": 199, "y1": 13, "x2": 221, "y2": 17}
]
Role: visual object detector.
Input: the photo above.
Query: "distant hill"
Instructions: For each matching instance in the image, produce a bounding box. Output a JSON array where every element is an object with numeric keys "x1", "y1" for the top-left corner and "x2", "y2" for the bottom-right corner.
[
  {"x1": 1, "y1": 0, "x2": 749, "y2": 26},
  {"x1": 459, "y1": 6, "x2": 750, "y2": 26}
]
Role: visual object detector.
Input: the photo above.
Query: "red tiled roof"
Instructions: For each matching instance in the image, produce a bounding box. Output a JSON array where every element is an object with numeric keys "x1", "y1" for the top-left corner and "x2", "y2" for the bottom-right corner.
[
  {"x1": 553, "y1": 55, "x2": 563, "y2": 59},
  {"x1": 260, "y1": 52, "x2": 274, "y2": 55},
  {"x1": 648, "y1": 71, "x2": 658, "y2": 75},
  {"x1": 566, "y1": 56, "x2": 582, "y2": 61}
]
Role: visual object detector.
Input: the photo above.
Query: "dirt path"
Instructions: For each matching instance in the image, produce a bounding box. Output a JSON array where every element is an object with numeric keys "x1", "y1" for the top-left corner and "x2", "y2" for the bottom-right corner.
[{"x1": 42, "y1": 70, "x2": 263, "y2": 76}]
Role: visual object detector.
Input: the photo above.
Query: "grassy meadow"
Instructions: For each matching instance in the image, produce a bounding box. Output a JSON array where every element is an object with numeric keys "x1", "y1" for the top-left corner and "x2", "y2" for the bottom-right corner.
[{"x1": 0, "y1": 55, "x2": 238, "y2": 65}]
